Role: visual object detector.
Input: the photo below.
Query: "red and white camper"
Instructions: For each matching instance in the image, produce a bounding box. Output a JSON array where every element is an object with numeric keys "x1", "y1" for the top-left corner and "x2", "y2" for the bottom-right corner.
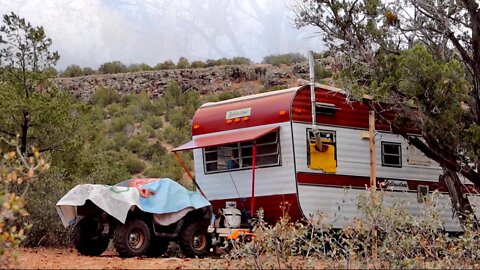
[{"x1": 173, "y1": 84, "x2": 480, "y2": 232}]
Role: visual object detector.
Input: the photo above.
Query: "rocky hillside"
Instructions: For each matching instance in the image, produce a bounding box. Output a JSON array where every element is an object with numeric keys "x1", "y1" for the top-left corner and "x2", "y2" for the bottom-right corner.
[{"x1": 55, "y1": 63, "x2": 333, "y2": 100}]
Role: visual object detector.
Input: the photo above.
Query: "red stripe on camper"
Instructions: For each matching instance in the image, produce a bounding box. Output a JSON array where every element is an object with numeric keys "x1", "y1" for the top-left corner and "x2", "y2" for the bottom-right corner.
[{"x1": 209, "y1": 193, "x2": 303, "y2": 224}]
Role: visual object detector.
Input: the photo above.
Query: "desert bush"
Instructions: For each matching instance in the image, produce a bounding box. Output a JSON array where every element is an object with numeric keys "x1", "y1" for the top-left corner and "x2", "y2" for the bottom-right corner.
[
  {"x1": 126, "y1": 138, "x2": 147, "y2": 154},
  {"x1": 220, "y1": 189, "x2": 480, "y2": 269},
  {"x1": 61, "y1": 64, "x2": 83, "y2": 77},
  {"x1": 191, "y1": 60, "x2": 206, "y2": 69},
  {"x1": 166, "y1": 110, "x2": 189, "y2": 129},
  {"x1": 98, "y1": 61, "x2": 127, "y2": 74},
  {"x1": 163, "y1": 126, "x2": 190, "y2": 147},
  {"x1": 91, "y1": 87, "x2": 120, "y2": 107},
  {"x1": 262, "y1": 53, "x2": 306, "y2": 66},
  {"x1": 259, "y1": 85, "x2": 287, "y2": 93},
  {"x1": 124, "y1": 154, "x2": 146, "y2": 174},
  {"x1": 146, "y1": 115, "x2": 164, "y2": 129},
  {"x1": 218, "y1": 90, "x2": 241, "y2": 101},
  {"x1": 1, "y1": 143, "x2": 49, "y2": 267},
  {"x1": 144, "y1": 154, "x2": 183, "y2": 180},
  {"x1": 24, "y1": 169, "x2": 74, "y2": 247},
  {"x1": 109, "y1": 115, "x2": 134, "y2": 134},
  {"x1": 154, "y1": 60, "x2": 175, "y2": 70},
  {"x1": 315, "y1": 65, "x2": 333, "y2": 80}
]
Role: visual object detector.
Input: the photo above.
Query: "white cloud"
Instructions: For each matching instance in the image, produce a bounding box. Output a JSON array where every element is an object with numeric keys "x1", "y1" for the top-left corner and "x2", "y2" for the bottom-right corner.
[{"x1": 0, "y1": 0, "x2": 322, "y2": 69}]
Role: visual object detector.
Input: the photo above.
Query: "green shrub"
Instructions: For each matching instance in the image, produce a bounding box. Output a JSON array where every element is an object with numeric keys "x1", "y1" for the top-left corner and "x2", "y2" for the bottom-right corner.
[
  {"x1": 177, "y1": 57, "x2": 190, "y2": 69},
  {"x1": 25, "y1": 169, "x2": 74, "y2": 247},
  {"x1": 166, "y1": 110, "x2": 189, "y2": 129},
  {"x1": 163, "y1": 81, "x2": 183, "y2": 108},
  {"x1": 61, "y1": 64, "x2": 83, "y2": 77},
  {"x1": 146, "y1": 115, "x2": 164, "y2": 129},
  {"x1": 163, "y1": 126, "x2": 190, "y2": 147},
  {"x1": 124, "y1": 154, "x2": 146, "y2": 174},
  {"x1": 98, "y1": 61, "x2": 127, "y2": 74},
  {"x1": 106, "y1": 132, "x2": 129, "y2": 151},
  {"x1": 218, "y1": 90, "x2": 241, "y2": 101},
  {"x1": 154, "y1": 60, "x2": 176, "y2": 70},
  {"x1": 109, "y1": 115, "x2": 134, "y2": 133},
  {"x1": 149, "y1": 143, "x2": 168, "y2": 160},
  {"x1": 142, "y1": 123, "x2": 156, "y2": 138},
  {"x1": 262, "y1": 53, "x2": 306, "y2": 66},
  {"x1": 315, "y1": 64, "x2": 333, "y2": 79},
  {"x1": 92, "y1": 87, "x2": 120, "y2": 107},
  {"x1": 144, "y1": 154, "x2": 183, "y2": 180},
  {"x1": 151, "y1": 98, "x2": 167, "y2": 116},
  {"x1": 219, "y1": 189, "x2": 480, "y2": 269},
  {"x1": 191, "y1": 60, "x2": 206, "y2": 69},
  {"x1": 259, "y1": 85, "x2": 287, "y2": 93}
]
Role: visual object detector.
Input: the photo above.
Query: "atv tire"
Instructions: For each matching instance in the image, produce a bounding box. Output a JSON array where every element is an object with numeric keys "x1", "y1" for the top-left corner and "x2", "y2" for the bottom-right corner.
[
  {"x1": 114, "y1": 219, "x2": 150, "y2": 257},
  {"x1": 73, "y1": 216, "x2": 109, "y2": 256},
  {"x1": 146, "y1": 237, "x2": 169, "y2": 257},
  {"x1": 179, "y1": 221, "x2": 210, "y2": 258}
]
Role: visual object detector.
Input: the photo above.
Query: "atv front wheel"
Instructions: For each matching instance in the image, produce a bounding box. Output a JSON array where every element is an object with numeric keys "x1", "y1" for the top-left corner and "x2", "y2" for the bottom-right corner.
[
  {"x1": 113, "y1": 219, "x2": 150, "y2": 257},
  {"x1": 179, "y1": 221, "x2": 210, "y2": 258},
  {"x1": 73, "y1": 216, "x2": 109, "y2": 256}
]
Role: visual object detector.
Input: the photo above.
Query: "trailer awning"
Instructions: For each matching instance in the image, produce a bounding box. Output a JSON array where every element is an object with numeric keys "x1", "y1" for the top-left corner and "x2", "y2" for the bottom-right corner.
[{"x1": 173, "y1": 126, "x2": 280, "y2": 152}]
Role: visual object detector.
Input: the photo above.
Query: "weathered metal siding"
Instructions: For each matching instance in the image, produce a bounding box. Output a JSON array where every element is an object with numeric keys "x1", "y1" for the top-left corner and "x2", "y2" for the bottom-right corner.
[
  {"x1": 297, "y1": 185, "x2": 462, "y2": 231},
  {"x1": 293, "y1": 123, "x2": 443, "y2": 181},
  {"x1": 193, "y1": 122, "x2": 297, "y2": 202}
]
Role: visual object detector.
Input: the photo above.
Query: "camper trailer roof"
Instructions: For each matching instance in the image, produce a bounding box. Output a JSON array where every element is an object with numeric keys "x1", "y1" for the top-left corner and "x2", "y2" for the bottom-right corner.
[
  {"x1": 191, "y1": 84, "x2": 346, "y2": 136},
  {"x1": 200, "y1": 84, "x2": 344, "y2": 108}
]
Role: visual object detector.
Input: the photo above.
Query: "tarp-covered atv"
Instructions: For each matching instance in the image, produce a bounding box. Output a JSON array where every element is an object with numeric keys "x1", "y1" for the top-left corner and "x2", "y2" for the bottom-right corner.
[{"x1": 56, "y1": 178, "x2": 212, "y2": 258}]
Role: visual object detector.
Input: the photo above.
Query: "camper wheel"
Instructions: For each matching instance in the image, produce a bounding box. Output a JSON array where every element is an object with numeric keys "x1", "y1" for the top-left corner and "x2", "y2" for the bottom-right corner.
[
  {"x1": 114, "y1": 219, "x2": 151, "y2": 257},
  {"x1": 73, "y1": 216, "x2": 109, "y2": 256},
  {"x1": 179, "y1": 221, "x2": 210, "y2": 258}
]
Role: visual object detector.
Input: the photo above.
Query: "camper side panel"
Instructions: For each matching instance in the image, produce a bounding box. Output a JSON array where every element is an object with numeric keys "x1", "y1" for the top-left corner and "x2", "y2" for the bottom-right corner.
[
  {"x1": 193, "y1": 122, "x2": 301, "y2": 222},
  {"x1": 292, "y1": 122, "x2": 462, "y2": 230}
]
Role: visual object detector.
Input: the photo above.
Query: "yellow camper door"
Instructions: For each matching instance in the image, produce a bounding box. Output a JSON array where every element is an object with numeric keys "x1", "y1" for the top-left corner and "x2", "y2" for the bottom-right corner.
[{"x1": 307, "y1": 130, "x2": 337, "y2": 173}]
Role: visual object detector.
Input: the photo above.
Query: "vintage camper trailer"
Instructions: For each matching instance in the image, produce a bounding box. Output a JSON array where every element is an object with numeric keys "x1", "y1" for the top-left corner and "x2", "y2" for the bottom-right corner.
[{"x1": 173, "y1": 84, "x2": 479, "y2": 231}]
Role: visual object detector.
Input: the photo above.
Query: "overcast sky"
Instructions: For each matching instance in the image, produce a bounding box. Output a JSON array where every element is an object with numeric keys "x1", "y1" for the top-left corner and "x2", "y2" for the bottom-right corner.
[{"x1": 0, "y1": 0, "x2": 323, "y2": 70}]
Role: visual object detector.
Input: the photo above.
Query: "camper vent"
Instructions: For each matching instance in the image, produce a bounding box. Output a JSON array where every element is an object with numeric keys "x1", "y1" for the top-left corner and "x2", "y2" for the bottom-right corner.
[{"x1": 316, "y1": 102, "x2": 337, "y2": 116}]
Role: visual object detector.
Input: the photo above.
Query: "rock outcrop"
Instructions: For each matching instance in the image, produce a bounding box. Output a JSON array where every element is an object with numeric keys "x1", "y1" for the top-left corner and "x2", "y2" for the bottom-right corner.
[{"x1": 55, "y1": 64, "x2": 314, "y2": 101}]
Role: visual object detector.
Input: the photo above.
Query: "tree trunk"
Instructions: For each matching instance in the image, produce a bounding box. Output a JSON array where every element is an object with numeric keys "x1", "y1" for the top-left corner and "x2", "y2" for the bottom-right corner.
[{"x1": 440, "y1": 168, "x2": 478, "y2": 229}]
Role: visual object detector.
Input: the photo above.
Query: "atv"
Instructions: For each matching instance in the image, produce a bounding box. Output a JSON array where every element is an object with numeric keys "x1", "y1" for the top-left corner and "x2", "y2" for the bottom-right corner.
[{"x1": 56, "y1": 178, "x2": 212, "y2": 258}]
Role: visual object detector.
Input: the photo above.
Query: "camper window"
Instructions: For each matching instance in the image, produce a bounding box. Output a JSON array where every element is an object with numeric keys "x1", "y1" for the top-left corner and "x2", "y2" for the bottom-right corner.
[
  {"x1": 316, "y1": 102, "x2": 337, "y2": 116},
  {"x1": 381, "y1": 142, "x2": 402, "y2": 167},
  {"x1": 203, "y1": 131, "x2": 281, "y2": 173}
]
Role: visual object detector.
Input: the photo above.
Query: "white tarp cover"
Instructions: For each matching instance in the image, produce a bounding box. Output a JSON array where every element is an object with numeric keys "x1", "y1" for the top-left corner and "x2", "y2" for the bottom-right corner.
[{"x1": 56, "y1": 178, "x2": 210, "y2": 227}]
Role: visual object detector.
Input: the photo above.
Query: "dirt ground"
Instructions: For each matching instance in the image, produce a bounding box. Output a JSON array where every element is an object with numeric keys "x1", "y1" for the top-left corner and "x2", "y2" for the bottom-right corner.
[{"x1": 12, "y1": 248, "x2": 224, "y2": 269}]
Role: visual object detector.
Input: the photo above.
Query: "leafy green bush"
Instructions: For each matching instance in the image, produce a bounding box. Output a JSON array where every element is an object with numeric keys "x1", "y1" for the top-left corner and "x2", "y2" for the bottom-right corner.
[
  {"x1": 61, "y1": 64, "x2": 83, "y2": 77},
  {"x1": 154, "y1": 60, "x2": 176, "y2": 70},
  {"x1": 166, "y1": 110, "x2": 189, "y2": 129},
  {"x1": 259, "y1": 85, "x2": 287, "y2": 93},
  {"x1": 98, "y1": 61, "x2": 127, "y2": 74},
  {"x1": 144, "y1": 154, "x2": 183, "y2": 180},
  {"x1": 315, "y1": 65, "x2": 333, "y2": 79},
  {"x1": 262, "y1": 53, "x2": 306, "y2": 66},
  {"x1": 191, "y1": 60, "x2": 206, "y2": 69},
  {"x1": 218, "y1": 90, "x2": 241, "y2": 101},
  {"x1": 163, "y1": 126, "x2": 190, "y2": 147},
  {"x1": 219, "y1": 189, "x2": 480, "y2": 269},
  {"x1": 1, "y1": 145, "x2": 49, "y2": 267},
  {"x1": 177, "y1": 57, "x2": 190, "y2": 69},
  {"x1": 109, "y1": 115, "x2": 134, "y2": 134},
  {"x1": 146, "y1": 115, "x2": 164, "y2": 129},
  {"x1": 124, "y1": 154, "x2": 146, "y2": 174},
  {"x1": 126, "y1": 135, "x2": 148, "y2": 154},
  {"x1": 92, "y1": 87, "x2": 120, "y2": 107}
]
